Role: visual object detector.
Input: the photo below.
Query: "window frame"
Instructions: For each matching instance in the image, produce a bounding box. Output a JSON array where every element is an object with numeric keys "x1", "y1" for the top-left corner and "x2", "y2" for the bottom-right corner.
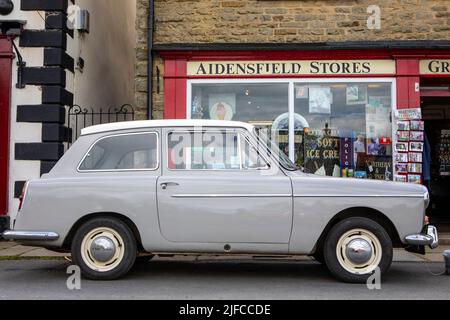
[
  {"x1": 187, "y1": 77, "x2": 397, "y2": 164},
  {"x1": 166, "y1": 128, "x2": 271, "y2": 171},
  {"x1": 77, "y1": 131, "x2": 160, "y2": 173}
]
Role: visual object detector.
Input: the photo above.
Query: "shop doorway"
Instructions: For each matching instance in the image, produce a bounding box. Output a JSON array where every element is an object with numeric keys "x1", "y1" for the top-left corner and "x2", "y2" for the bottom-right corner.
[
  {"x1": 0, "y1": 37, "x2": 12, "y2": 216},
  {"x1": 421, "y1": 79, "x2": 450, "y2": 224}
]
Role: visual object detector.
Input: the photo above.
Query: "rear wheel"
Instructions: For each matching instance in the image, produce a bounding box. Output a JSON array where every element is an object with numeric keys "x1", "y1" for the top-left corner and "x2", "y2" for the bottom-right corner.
[
  {"x1": 71, "y1": 217, "x2": 137, "y2": 280},
  {"x1": 323, "y1": 217, "x2": 393, "y2": 283}
]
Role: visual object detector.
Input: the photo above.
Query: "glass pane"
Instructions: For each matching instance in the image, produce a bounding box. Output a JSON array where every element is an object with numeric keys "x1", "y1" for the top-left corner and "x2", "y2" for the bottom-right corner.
[
  {"x1": 168, "y1": 131, "x2": 240, "y2": 170},
  {"x1": 240, "y1": 136, "x2": 269, "y2": 170},
  {"x1": 191, "y1": 83, "x2": 289, "y2": 157},
  {"x1": 294, "y1": 82, "x2": 392, "y2": 180},
  {"x1": 79, "y1": 133, "x2": 158, "y2": 171}
]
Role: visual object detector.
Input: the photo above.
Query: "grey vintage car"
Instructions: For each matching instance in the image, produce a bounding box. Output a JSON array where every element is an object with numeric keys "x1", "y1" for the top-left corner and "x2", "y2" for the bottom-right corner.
[{"x1": 0, "y1": 120, "x2": 439, "y2": 283}]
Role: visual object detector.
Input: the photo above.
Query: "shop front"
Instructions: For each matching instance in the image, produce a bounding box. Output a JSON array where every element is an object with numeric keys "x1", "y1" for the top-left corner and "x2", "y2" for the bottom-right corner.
[
  {"x1": 158, "y1": 48, "x2": 450, "y2": 220},
  {"x1": 419, "y1": 59, "x2": 450, "y2": 221}
]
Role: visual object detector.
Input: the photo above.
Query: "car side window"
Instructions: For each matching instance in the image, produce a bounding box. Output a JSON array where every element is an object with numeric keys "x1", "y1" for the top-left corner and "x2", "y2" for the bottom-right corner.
[
  {"x1": 79, "y1": 132, "x2": 158, "y2": 171},
  {"x1": 167, "y1": 130, "x2": 268, "y2": 170},
  {"x1": 241, "y1": 136, "x2": 270, "y2": 170}
]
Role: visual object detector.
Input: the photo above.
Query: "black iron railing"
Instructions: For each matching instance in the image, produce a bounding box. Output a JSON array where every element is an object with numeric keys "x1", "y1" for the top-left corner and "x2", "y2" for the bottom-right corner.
[{"x1": 67, "y1": 104, "x2": 135, "y2": 146}]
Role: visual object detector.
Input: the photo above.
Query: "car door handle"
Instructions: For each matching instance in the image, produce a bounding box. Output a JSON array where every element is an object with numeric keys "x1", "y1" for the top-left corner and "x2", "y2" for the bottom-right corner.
[{"x1": 160, "y1": 182, "x2": 179, "y2": 190}]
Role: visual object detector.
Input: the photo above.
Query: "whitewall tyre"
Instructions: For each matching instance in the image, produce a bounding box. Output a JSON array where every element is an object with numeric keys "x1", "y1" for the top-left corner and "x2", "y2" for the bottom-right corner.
[
  {"x1": 323, "y1": 217, "x2": 393, "y2": 283},
  {"x1": 71, "y1": 217, "x2": 137, "y2": 280}
]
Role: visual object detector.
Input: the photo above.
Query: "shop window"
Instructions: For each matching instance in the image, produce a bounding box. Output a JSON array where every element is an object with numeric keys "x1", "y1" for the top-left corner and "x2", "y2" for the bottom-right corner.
[
  {"x1": 294, "y1": 82, "x2": 393, "y2": 180},
  {"x1": 190, "y1": 82, "x2": 289, "y2": 157},
  {"x1": 189, "y1": 80, "x2": 394, "y2": 180}
]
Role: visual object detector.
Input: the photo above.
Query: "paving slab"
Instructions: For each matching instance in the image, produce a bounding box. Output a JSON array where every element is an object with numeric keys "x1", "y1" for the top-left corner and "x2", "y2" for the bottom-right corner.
[
  {"x1": 0, "y1": 241, "x2": 16, "y2": 250},
  {"x1": 393, "y1": 249, "x2": 427, "y2": 262},
  {"x1": 0, "y1": 245, "x2": 38, "y2": 257},
  {"x1": 19, "y1": 248, "x2": 67, "y2": 258}
]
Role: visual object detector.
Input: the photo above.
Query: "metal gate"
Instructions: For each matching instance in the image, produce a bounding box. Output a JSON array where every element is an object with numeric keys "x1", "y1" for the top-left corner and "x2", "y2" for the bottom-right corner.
[{"x1": 67, "y1": 104, "x2": 135, "y2": 146}]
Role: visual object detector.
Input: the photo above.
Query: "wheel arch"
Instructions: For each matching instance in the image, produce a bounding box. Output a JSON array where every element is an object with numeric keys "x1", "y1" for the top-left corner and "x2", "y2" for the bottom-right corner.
[
  {"x1": 63, "y1": 212, "x2": 144, "y2": 251},
  {"x1": 313, "y1": 207, "x2": 402, "y2": 255}
]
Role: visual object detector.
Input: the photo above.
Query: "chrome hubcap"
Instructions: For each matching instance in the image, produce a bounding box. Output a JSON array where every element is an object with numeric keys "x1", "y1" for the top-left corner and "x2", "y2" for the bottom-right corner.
[
  {"x1": 336, "y1": 228, "x2": 382, "y2": 275},
  {"x1": 345, "y1": 238, "x2": 373, "y2": 265},
  {"x1": 90, "y1": 236, "x2": 116, "y2": 262},
  {"x1": 81, "y1": 227, "x2": 125, "y2": 272}
]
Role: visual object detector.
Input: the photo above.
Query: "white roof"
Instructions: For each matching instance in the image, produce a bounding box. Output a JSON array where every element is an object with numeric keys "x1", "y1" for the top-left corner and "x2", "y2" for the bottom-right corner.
[{"x1": 81, "y1": 120, "x2": 255, "y2": 136}]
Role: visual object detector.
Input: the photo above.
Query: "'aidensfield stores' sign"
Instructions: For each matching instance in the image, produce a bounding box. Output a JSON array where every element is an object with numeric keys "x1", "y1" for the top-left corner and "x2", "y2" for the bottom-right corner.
[
  {"x1": 187, "y1": 60, "x2": 396, "y2": 77},
  {"x1": 420, "y1": 60, "x2": 450, "y2": 75}
]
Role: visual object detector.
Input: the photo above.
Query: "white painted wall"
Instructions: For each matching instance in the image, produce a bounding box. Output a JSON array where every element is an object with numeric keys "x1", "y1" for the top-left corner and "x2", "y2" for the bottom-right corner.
[
  {"x1": 6, "y1": 0, "x2": 137, "y2": 219},
  {"x1": 70, "y1": 0, "x2": 137, "y2": 110},
  {"x1": 7, "y1": 2, "x2": 46, "y2": 218}
]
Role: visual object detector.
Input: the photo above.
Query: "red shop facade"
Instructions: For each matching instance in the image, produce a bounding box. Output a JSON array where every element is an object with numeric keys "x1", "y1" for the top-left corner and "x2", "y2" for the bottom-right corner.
[{"x1": 157, "y1": 46, "x2": 450, "y2": 220}]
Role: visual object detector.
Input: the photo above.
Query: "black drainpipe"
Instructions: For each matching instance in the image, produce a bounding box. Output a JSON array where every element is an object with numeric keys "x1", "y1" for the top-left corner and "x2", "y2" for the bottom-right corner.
[{"x1": 147, "y1": 0, "x2": 154, "y2": 120}]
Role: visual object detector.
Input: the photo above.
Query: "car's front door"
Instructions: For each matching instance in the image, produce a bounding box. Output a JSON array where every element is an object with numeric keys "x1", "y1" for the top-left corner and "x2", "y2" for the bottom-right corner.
[{"x1": 157, "y1": 127, "x2": 293, "y2": 244}]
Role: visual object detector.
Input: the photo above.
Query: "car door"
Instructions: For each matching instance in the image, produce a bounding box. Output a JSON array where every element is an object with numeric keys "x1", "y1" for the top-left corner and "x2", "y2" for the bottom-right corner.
[{"x1": 156, "y1": 127, "x2": 293, "y2": 244}]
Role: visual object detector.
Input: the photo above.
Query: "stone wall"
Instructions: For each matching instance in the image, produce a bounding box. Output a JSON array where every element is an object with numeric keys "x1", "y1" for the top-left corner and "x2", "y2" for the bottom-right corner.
[{"x1": 135, "y1": 0, "x2": 450, "y2": 119}]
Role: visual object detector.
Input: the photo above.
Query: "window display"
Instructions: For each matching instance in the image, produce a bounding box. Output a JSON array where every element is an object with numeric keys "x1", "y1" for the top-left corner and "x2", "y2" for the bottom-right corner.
[{"x1": 189, "y1": 80, "x2": 394, "y2": 181}]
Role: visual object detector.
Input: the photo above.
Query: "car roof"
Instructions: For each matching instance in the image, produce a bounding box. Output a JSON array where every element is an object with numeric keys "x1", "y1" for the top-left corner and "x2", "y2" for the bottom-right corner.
[{"x1": 80, "y1": 120, "x2": 255, "y2": 136}]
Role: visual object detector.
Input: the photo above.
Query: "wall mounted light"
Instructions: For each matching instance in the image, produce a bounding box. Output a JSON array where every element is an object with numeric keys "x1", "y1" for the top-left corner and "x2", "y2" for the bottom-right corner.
[{"x1": 0, "y1": 0, "x2": 14, "y2": 16}]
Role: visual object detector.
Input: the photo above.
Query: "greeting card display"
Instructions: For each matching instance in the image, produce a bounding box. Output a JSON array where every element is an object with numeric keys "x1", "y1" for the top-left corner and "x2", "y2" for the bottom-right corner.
[
  {"x1": 397, "y1": 121, "x2": 410, "y2": 131},
  {"x1": 410, "y1": 131, "x2": 424, "y2": 142},
  {"x1": 439, "y1": 130, "x2": 450, "y2": 176},
  {"x1": 397, "y1": 131, "x2": 409, "y2": 142},
  {"x1": 409, "y1": 152, "x2": 423, "y2": 163},
  {"x1": 408, "y1": 174, "x2": 422, "y2": 184},
  {"x1": 409, "y1": 142, "x2": 424, "y2": 152},
  {"x1": 394, "y1": 153, "x2": 408, "y2": 163},
  {"x1": 395, "y1": 142, "x2": 408, "y2": 152},
  {"x1": 410, "y1": 120, "x2": 424, "y2": 131},
  {"x1": 408, "y1": 163, "x2": 422, "y2": 174},
  {"x1": 394, "y1": 175, "x2": 407, "y2": 183},
  {"x1": 394, "y1": 117, "x2": 424, "y2": 183},
  {"x1": 395, "y1": 163, "x2": 408, "y2": 173}
]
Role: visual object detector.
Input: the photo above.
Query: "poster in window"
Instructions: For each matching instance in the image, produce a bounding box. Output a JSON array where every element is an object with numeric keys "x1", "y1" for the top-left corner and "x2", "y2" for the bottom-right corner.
[
  {"x1": 208, "y1": 94, "x2": 236, "y2": 120},
  {"x1": 361, "y1": 155, "x2": 392, "y2": 180},
  {"x1": 309, "y1": 87, "x2": 332, "y2": 114},
  {"x1": 346, "y1": 85, "x2": 368, "y2": 105},
  {"x1": 304, "y1": 133, "x2": 340, "y2": 177},
  {"x1": 365, "y1": 97, "x2": 391, "y2": 141},
  {"x1": 295, "y1": 85, "x2": 309, "y2": 99}
]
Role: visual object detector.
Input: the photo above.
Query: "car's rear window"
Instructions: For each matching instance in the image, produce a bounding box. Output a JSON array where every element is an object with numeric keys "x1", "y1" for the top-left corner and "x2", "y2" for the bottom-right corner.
[{"x1": 78, "y1": 132, "x2": 158, "y2": 171}]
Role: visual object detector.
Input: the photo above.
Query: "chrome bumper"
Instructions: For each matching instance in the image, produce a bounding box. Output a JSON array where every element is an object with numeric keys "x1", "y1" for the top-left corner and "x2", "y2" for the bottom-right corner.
[
  {"x1": 1, "y1": 230, "x2": 59, "y2": 241},
  {"x1": 405, "y1": 225, "x2": 439, "y2": 249}
]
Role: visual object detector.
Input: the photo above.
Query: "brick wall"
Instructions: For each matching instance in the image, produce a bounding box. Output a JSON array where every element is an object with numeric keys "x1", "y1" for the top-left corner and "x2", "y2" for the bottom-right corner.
[{"x1": 135, "y1": 0, "x2": 450, "y2": 119}]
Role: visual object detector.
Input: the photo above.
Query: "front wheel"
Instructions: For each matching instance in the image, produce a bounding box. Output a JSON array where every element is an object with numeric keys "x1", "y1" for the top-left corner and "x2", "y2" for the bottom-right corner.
[
  {"x1": 323, "y1": 217, "x2": 393, "y2": 283},
  {"x1": 71, "y1": 217, "x2": 137, "y2": 280}
]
